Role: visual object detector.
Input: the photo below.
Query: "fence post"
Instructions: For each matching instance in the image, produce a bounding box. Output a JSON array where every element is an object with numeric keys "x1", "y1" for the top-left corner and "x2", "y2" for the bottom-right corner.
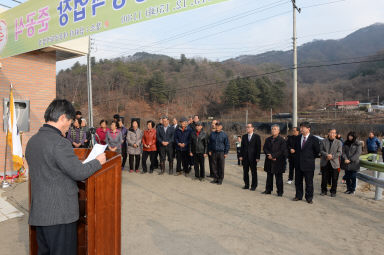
[{"x1": 372, "y1": 154, "x2": 383, "y2": 200}]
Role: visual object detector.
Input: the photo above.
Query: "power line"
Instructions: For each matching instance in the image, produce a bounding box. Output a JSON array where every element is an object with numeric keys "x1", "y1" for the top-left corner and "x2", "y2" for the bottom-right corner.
[
  {"x1": 110, "y1": 10, "x2": 293, "y2": 58},
  {"x1": 106, "y1": 0, "x2": 348, "y2": 59},
  {"x1": 0, "y1": 3, "x2": 11, "y2": 8},
  {"x1": 130, "y1": 0, "x2": 290, "y2": 50},
  {"x1": 301, "y1": 0, "x2": 346, "y2": 9},
  {"x1": 90, "y1": 57, "x2": 384, "y2": 104},
  {"x1": 94, "y1": 41, "x2": 292, "y2": 56},
  {"x1": 96, "y1": 0, "x2": 290, "y2": 47}
]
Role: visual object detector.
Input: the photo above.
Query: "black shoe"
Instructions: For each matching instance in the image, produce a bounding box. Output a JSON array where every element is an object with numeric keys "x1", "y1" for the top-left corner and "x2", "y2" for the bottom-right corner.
[
  {"x1": 242, "y1": 186, "x2": 249, "y2": 190},
  {"x1": 277, "y1": 193, "x2": 283, "y2": 197},
  {"x1": 306, "y1": 199, "x2": 313, "y2": 204},
  {"x1": 331, "y1": 193, "x2": 336, "y2": 197},
  {"x1": 344, "y1": 190, "x2": 350, "y2": 194},
  {"x1": 250, "y1": 187, "x2": 256, "y2": 191},
  {"x1": 207, "y1": 175, "x2": 214, "y2": 178},
  {"x1": 320, "y1": 192, "x2": 327, "y2": 196},
  {"x1": 141, "y1": 171, "x2": 147, "y2": 174},
  {"x1": 292, "y1": 197, "x2": 302, "y2": 201},
  {"x1": 149, "y1": 170, "x2": 153, "y2": 174},
  {"x1": 261, "y1": 191, "x2": 271, "y2": 194},
  {"x1": 217, "y1": 181, "x2": 222, "y2": 185},
  {"x1": 210, "y1": 179, "x2": 218, "y2": 184}
]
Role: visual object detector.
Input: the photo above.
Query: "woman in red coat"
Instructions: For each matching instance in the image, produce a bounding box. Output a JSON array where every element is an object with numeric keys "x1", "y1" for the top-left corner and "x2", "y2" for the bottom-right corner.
[
  {"x1": 142, "y1": 120, "x2": 157, "y2": 174},
  {"x1": 95, "y1": 120, "x2": 110, "y2": 145}
]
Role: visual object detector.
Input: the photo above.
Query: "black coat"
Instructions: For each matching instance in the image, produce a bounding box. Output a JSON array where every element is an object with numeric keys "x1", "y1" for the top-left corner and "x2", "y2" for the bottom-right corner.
[
  {"x1": 341, "y1": 141, "x2": 362, "y2": 172},
  {"x1": 263, "y1": 135, "x2": 288, "y2": 174},
  {"x1": 293, "y1": 134, "x2": 320, "y2": 172},
  {"x1": 240, "y1": 133, "x2": 261, "y2": 163},
  {"x1": 286, "y1": 135, "x2": 297, "y2": 158},
  {"x1": 189, "y1": 130, "x2": 208, "y2": 155}
]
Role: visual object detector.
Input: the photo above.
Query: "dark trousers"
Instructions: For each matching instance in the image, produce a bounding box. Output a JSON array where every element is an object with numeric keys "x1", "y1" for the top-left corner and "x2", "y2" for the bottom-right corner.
[
  {"x1": 243, "y1": 159, "x2": 257, "y2": 188},
  {"x1": 36, "y1": 222, "x2": 77, "y2": 255},
  {"x1": 176, "y1": 150, "x2": 189, "y2": 172},
  {"x1": 194, "y1": 153, "x2": 205, "y2": 178},
  {"x1": 188, "y1": 154, "x2": 194, "y2": 168},
  {"x1": 321, "y1": 163, "x2": 339, "y2": 194},
  {"x1": 154, "y1": 148, "x2": 159, "y2": 168},
  {"x1": 208, "y1": 154, "x2": 213, "y2": 176},
  {"x1": 121, "y1": 144, "x2": 127, "y2": 168},
  {"x1": 142, "y1": 151, "x2": 156, "y2": 172},
  {"x1": 295, "y1": 169, "x2": 314, "y2": 201},
  {"x1": 344, "y1": 170, "x2": 357, "y2": 192},
  {"x1": 266, "y1": 172, "x2": 283, "y2": 195},
  {"x1": 129, "y1": 154, "x2": 140, "y2": 170},
  {"x1": 288, "y1": 156, "x2": 295, "y2": 180},
  {"x1": 236, "y1": 148, "x2": 242, "y2": 165},
  {"x1": 159, "y1": 145, "x2": 174, "y2": 162},
  {"x1": 211, "y1": 152, "x2": 225, "y2": 181}
]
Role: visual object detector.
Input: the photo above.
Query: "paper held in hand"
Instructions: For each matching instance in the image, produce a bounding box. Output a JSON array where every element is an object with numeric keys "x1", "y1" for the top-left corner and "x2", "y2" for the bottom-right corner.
[{"x1": 82, "y1": 144, "x2": 108, "y2": 164}]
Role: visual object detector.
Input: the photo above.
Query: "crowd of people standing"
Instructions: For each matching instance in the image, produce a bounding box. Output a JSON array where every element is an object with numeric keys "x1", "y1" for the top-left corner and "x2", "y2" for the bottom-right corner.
[
  {"x1": 68, "y1": 113, "x2": 230, "y2": 185},
  {"x1": 67, "y1": 111, "x2": 383, "y2": 203}
]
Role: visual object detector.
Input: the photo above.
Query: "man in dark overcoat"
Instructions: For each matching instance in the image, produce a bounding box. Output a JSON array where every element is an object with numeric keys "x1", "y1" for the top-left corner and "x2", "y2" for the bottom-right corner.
[{"x1": 262, "y1": 124, "x2": 287, "y2": 196}]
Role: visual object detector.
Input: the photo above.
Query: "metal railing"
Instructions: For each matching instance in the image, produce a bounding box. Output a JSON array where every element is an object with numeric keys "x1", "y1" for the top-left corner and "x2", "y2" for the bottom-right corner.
[{"x1": 359, "y1": 154, "x2": 384, "y2": 200}]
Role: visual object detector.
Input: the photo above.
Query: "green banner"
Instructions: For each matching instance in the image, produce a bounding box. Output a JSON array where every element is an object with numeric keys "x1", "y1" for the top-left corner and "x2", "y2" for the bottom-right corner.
[{"x1": 0, "y1": 0, "x2": 228, "y2": 59}]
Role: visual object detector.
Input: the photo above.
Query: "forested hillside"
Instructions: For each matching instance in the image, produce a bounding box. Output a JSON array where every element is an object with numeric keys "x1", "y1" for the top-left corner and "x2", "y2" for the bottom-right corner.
[{"x1": 57, "y1": 24, "x2": 384, "y2": 124}]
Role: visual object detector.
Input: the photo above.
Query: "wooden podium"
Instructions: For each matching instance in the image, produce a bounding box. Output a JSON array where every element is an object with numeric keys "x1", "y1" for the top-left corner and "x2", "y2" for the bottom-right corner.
[{"x1": 29, "y1": 149, "x2": 122, "y2": 255}]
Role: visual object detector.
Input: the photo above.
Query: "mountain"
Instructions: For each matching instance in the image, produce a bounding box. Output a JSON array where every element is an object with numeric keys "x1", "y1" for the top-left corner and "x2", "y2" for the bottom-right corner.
[
  {"x1": 57, "y1": 24, "x2": 384, "y2": 123},
  {"x1": 228, "y1": 23, "x2": 384, "y2": 83},
  {"x1": 117, "y1": 52, "x2": 172, "y2": 62}
]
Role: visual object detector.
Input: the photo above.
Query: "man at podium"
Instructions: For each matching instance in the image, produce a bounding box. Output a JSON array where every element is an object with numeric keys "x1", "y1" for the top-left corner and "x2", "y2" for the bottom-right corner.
[{"x1": 26, "y1": 99, "x2": 106, "y2": 255}]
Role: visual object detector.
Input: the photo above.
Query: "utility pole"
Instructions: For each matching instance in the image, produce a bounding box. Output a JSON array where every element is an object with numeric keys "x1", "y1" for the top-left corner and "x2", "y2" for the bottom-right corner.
[
  {"x1": 334, "y1": 100, "x2": 337, "y2": 120},
  {"x1": 367, "y1": 88, "x2": 370, "y2": 102},
  {"x1": 87, "y1": 36, "x2": 94, "y2": 128},
  {"x1": 292, "y1": 0, "x2": 301, "y2": 128},
  {"x1": 245, "y1": 102, "x2": 248, "y2": 127}
]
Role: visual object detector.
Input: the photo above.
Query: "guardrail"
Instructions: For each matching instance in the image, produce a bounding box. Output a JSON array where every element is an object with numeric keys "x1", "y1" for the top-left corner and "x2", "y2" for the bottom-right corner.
[{"x1": 359, "y1": 154, "x2": 384, "y2": 200}]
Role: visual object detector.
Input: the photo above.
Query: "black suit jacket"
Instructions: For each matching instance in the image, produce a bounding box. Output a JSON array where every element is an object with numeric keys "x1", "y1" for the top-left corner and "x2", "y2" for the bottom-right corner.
[
  {"x1": 294, "y1": 134, "x2": 320, "y2": 172},
  {"x1": 240, "y1": 133, "x2": 261, "y2": 164},
  {"x1": 156, "y1": 125, "x2": 175, "y2": 145}
]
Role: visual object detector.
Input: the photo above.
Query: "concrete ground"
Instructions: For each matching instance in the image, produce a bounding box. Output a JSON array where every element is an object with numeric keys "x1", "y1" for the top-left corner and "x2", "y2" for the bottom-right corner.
[{"x1": 0, "y1": 153, "x2": 383, "y2": 255}]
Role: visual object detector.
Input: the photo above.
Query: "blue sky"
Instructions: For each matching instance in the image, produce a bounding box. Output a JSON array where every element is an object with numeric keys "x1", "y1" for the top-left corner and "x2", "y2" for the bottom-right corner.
[{"x1": 3, "y1": 0, "x2": 384, "y2": 71}]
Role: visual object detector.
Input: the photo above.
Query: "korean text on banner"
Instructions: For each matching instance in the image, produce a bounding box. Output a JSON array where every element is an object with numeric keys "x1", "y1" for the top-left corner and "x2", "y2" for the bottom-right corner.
[{"x1": 0, "y1": 0, "x2": 228, "y2": 59}]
